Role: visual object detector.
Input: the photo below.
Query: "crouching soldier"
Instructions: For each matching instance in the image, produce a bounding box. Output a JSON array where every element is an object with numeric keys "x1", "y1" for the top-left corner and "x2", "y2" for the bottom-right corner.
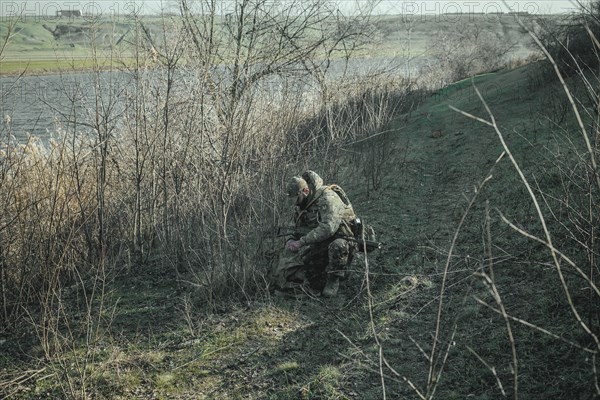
[{"x1": 271, "y1": 171, "x2": 356, "y2": 297}]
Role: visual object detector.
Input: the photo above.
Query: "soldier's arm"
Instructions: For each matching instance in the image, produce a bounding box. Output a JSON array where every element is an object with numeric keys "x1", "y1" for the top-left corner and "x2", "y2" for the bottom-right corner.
[{"x1": 299, "y1": 192, "x2": 343, "y2": 245}]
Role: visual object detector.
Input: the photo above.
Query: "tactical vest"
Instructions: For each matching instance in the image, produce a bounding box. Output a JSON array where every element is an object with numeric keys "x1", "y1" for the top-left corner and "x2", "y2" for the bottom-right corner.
[{"x1": 295, "y1": 184, "x2": 356, "y2": 237}]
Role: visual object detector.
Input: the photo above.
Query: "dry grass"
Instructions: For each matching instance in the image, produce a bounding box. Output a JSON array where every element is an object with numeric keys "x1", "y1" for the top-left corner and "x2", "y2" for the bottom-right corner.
[{"x1": 4, "y1": 2, "x2": 589, "y2": 399}]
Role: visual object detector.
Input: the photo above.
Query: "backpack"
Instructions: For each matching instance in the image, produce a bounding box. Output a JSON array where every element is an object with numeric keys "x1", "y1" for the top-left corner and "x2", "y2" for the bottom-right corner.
[
  {"x1": 326, "y1": 185, "x2": 379, "y2": 253},
  {"x1": 327, "y1": 184, "x2": 352, "y2": 207}
]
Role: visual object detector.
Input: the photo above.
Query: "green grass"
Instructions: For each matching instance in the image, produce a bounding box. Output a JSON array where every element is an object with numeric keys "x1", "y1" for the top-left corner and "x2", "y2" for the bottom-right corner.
[
  {"x1": 0, "y1": 13, "x2": 537, "y2": 75},
  {"x1": 0, "y1": 57, "x2": 132, "y2": 75},
  {"x1": 0, "y1": 17, "x2": 137, "y2": 74},
  {"x1": 1, "y1": 11, "x2": 596, "y2": 398}
]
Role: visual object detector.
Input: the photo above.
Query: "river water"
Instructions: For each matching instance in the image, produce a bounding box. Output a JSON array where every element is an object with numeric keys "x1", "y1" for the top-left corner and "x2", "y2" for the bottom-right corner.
[
  {"x1": 0, "y1": 70, "x2": 135, "y2": 142},
  {"x1": 0, "y1": 56, "x2": 417, "y2": 143}
]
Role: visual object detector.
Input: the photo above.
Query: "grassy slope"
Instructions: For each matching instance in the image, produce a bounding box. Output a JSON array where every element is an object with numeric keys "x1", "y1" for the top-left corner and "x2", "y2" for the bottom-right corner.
[
  {"x1": 0, "y1": 18, "x2": 155, "y2": 74},
  {"x1": 342, "y1": 63, "x2": 595, "y2": 398},
  {"x1": 3, "y1": 61, "x2": 593, "y2": 399},
  {"x1": 0, "y1": 13, "x2": 540, "y2": 75},
  {"x1": 371, "y1": 13, "x2": 535, "y2": 58}
]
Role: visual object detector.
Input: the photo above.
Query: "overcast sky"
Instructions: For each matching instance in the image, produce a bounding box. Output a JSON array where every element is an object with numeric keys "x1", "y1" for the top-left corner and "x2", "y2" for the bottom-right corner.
[{"x1": 0, "y1": 0, "x2": 583, "y2": 17}]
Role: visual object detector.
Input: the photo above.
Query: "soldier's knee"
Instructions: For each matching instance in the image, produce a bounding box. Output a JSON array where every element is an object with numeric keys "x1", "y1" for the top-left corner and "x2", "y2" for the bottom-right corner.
[
  {"x1": 328, "y1": 239, "x2": 350, "y2": 270},
  {"x1": 329, "y1": 238, "x2": 350, "y2": 256},
  {"x1": 271, "y1": 250, "x2": 307, "y2": 289}
]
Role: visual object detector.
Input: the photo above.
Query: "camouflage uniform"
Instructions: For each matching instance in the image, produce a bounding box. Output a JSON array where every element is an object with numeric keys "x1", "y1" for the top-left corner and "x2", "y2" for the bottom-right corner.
[{"x1": 272, "y1": 171, "x2": 356, "y2": 292}]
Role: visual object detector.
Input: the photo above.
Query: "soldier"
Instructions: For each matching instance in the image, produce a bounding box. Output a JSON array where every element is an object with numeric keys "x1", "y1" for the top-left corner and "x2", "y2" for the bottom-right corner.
[{"x1": 271, "y1": 171, "x2": 356, "y2": 297}]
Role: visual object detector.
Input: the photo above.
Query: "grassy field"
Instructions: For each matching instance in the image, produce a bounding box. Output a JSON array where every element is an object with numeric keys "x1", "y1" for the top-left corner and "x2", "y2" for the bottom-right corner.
[
  {"x1": 2, "y1": 58, "x2": 596, "y2": 398},
  {"x1": 0, "y1": 13, "x2": 540, "y2": 75},
  {"x1": 1, "y1": 8, "x2": 596, "y2": 400},
  {"x1": 0, "y1": 16, "x2": 159, "y2": 74}
]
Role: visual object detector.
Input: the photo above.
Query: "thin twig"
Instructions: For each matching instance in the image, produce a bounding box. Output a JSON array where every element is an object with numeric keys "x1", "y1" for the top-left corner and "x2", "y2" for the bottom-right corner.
[
  {"x1": 466, "y1": 345, "x2": 507, "y2": 397},
  {"x1": 454, "y1": 83, "x2": 600, "y2": 352},
  {"x1": 474, "y1": 297, "x2": 596, "y2": 354},
  {"x1": 477, "y1": 271, "x2": 518, "y2": 399},
  {"x1": 409, "y1": 335, "x2": 430, "y2": 361},
  {"x1": 427, "y1": 173, "x2": 493, "y2": 398},
  {"x1": 497, "y1": 211, "x2": 600, "y2": 299},
  {"x1": 594, "y1": 354, "x2": 600, "y2": 396},
  {"x1": 484, "y1": 201, "x2": 518, "y2": 399},
  {"x1": 363, "y1": 233, "x2": 387, "y2": 399},
  {"x1": 502, "y1": 0, "x2": 600, "y2": 194}
]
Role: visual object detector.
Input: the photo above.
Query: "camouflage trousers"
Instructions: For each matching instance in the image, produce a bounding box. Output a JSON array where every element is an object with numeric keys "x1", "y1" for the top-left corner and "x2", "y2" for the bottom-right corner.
[{"x1": 270, "y1": 238, "x2": 351, "y2": 290}]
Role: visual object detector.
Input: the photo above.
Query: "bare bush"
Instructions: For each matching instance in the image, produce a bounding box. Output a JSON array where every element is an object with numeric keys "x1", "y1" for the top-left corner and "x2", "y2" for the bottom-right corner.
[
  {"x1": 346, "y1": 5, "x2": 600, "y2": 400},
  {"x1": 536, "y1": 1, "x2": 600, "y2": 76},
  {"x1": 425, "y1": 22, "x2": 517, "y2": 86},
  {"x1": 431, "y1": 10, "x2": 600, "y2": 399},
  {"x1": 0, "y1": 0, "x2": 410, "y2": 335}
]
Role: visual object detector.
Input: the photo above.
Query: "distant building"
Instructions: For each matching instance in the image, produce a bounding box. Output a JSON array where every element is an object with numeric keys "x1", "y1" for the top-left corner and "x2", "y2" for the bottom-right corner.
[{"x1": 56, "y1": 10, "x2": 82, "y2": 18}]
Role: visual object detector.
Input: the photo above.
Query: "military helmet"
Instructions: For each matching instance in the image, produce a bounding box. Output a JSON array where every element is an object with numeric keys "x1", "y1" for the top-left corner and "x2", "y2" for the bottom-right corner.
[
  {"x1": 287, "y1": 176, "x2": 308, "y2": 196},
  {"x1": 301, "y1": 170, "x2": 323, "y2": 192}
]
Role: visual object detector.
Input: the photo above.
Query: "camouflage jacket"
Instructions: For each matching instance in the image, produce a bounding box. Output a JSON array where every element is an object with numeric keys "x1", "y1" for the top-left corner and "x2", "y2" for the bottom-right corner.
[{"x1": 294, "y1": 172, "x2": 356, "y2": 245}]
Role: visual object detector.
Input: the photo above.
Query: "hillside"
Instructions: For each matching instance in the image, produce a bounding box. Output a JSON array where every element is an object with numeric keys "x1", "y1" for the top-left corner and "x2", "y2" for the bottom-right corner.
[
  {"x1": 2, "y1": 58, "x2": 597, "y2": 399},
  {"x1": 0, "y1": 13, "x2": 544, "y2": 75}
]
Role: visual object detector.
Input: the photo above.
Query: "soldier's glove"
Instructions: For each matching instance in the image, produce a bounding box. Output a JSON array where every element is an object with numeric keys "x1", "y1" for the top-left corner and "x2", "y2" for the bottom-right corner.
[{"x1": 286, "y1": 240, "x2": 303, "y2": 253}]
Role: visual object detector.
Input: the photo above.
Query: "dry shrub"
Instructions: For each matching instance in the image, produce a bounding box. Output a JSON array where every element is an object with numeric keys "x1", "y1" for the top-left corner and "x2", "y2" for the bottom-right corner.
[
  {"x1": 0, "y1": 65, "x2": 412, "y2": 325},
  {"x1": 424, "y1": 22, "x2": 517, "y2": 88},
  {"x1": 427, "y1": 8, "x2": 600, "y2": 398},
  {"x1": 0, "y1": 0, "x2": 413, "y2": 332},
  {"x1": 0, "y1": 134, "x2": 100, "y2": 325},
  {"x1": 537, "y1": 0, "x2": 600, "y2": 76}
]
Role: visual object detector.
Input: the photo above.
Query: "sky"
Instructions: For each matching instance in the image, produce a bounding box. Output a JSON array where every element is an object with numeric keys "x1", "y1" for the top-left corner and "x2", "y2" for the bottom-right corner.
[
  {"x1": 375, "y1": 0, "x2": 578, "y2": 14},
  {"x1": 0, "y1": 0, "x2": 583, "y2": 17}
]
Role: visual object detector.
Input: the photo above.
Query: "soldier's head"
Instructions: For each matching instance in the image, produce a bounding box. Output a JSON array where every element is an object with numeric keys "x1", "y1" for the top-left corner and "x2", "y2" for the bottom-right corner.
[{"x1": 287, "y1": 176, "x2": 310, "y2": 206}]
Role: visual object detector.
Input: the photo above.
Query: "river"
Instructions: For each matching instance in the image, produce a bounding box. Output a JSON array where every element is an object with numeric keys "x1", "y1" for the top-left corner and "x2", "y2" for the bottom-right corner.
[
  {"x1": 0, "y1": 70, "x2": 135, "y2": 142},
  {"x1": 0, "y1": 56, "x2": 419, "y2": 143}
]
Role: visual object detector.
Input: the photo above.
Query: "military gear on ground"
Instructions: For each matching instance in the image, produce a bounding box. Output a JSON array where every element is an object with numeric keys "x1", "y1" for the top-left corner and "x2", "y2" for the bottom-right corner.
[
  {"x1": 353, "y1": 217, "x2": 380, "y2": 252},
  {"x1": 271, "y1": 236, "x2": 350, "y2": 291}
]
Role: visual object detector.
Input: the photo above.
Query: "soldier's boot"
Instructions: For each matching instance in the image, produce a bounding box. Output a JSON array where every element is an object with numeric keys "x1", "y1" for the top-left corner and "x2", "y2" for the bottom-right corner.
[{"x1": 322, "y1": 275, "x2": 340, "y2": 298}]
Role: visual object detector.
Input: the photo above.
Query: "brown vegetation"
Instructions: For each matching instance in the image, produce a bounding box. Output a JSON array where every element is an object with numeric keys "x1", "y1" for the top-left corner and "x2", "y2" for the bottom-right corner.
[{"x1": 3, "y1": 1, "x2": 599, "y2": 399}]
